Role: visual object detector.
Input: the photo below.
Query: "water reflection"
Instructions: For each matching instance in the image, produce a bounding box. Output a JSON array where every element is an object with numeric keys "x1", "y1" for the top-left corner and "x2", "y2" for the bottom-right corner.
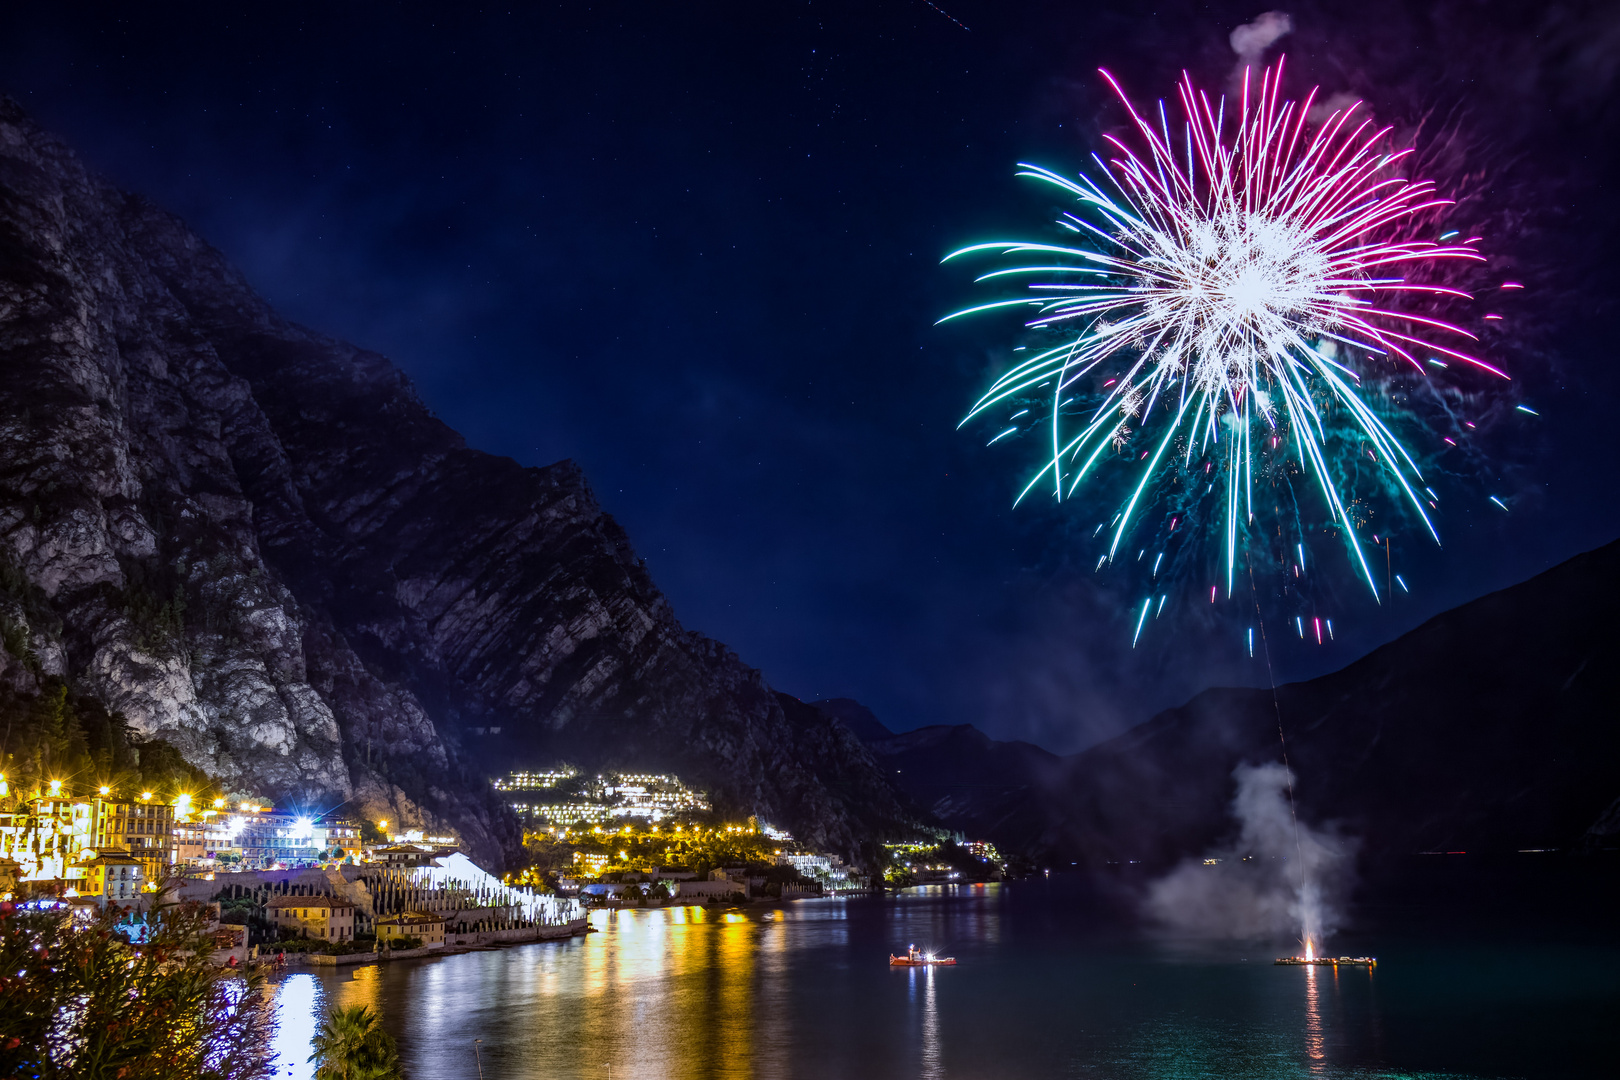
[
  {"x1": 1304, "y1": 965, "x2": 1326, "y2": 1070},
  {"x1": 915, "y1": 966, "x2": 942, "y2": 1079},
  {"x1": 259, "y1": 886, "x2": 1610, "y2": 1080},
  {"x1": 269, "y1": 974, "x2": 319, "y2": 1080}
]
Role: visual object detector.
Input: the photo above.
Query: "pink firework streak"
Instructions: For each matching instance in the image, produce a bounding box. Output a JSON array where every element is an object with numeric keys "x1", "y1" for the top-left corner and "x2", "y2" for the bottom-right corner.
[{"x1": 943, "y1": 60, "x2": 1506, "y2": 602}]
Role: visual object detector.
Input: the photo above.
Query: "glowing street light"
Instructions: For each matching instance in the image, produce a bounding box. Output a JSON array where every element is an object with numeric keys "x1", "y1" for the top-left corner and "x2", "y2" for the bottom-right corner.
[
  {"x1": 99, "y1": 786, "x2": 111, "y2": 796},
  {"x1": 140, "y1": 792, "x2": 153, "y2": 801},
  {"x1": 48, "y1": 780, "x2": 62, "y2": 795},
  {"x1": 214, "y1": 797, "x2": 226, "y2": 808}
]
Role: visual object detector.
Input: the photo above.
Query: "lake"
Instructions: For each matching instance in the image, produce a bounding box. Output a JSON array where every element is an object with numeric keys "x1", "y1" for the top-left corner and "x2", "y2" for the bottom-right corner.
[{"x1": 266, "y1": 879, "x2": 1620, "y2": 1079}]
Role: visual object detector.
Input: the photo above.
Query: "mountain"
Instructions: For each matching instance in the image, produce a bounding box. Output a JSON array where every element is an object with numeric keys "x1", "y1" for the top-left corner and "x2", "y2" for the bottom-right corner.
[
  {"x1": 1049, "y1": 538, "x2": 1620, "y2": 869},
  {"x1": 811, "y1": 698, "x2": 894, "y2": 743},
  {"x1": 0, "y1": 98, "x2": 910, "y2": 868},
  {"x1": 832, "y1": 540, "x2": 1620, "y2": 868}
]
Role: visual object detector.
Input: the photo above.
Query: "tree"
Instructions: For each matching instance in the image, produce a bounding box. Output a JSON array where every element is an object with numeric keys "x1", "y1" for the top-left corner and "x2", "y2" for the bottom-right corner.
[
  {"x1": 309, "y1": 1005, "x2": 402, "y2": 1080},
  {"x1": 0, "y1": 897, "x2": 274, "y2": 1079}
]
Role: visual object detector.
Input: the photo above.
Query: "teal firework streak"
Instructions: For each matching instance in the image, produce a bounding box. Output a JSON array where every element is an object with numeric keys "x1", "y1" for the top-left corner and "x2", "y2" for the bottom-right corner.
[{"x1": 944, "y1": 61, "x2": 1505, "y2": 603}]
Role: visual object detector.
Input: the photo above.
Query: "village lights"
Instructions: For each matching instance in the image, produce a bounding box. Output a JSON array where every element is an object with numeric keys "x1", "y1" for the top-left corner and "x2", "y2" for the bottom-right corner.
[
  {"x1": 140, "y1": 792, "x2": 153, "y2": 801},
  {"x1": 49, "y1": 779, "x2": 62, "y2": 794},
  {"x1": 378, "y1": 819, "x2": 388, "y2": 832},
  {"x1": 99, "y1": 786, "x2": 111, "y2": 796},
  {"x1": 214, "y1": 797, "x2": 226, "y2": 808}
]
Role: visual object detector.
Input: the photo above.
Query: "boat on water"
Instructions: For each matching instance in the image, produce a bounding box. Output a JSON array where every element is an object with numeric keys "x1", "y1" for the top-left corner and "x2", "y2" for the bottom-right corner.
[
  {"x1": 1274, "y1": 955, "x2": 1376, "y2": 967},
  {"x1": 890, "y1": 944, "x2": 956, "y2": 967}
]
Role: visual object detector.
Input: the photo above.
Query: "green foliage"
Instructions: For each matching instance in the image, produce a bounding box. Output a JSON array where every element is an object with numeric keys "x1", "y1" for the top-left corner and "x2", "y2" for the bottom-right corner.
[
  {"x1": 0, "y1": 612, "x2": 35, "y2": 670},
  {"x1": 0, "y1": 680, "x2": 216, "y2": 802},
  {"x1": 0, "y1": 897, "x2": 274, "y2": 1080},
  {"x1": 385, "y1": 935, "x2": 423, "y2": 951},
  {"x1": 275, "y1": 937, "x2": 369, "y2": 956},
  {"x1": 309, "y1": 1005, "x2": 402, "y2": 1080}
]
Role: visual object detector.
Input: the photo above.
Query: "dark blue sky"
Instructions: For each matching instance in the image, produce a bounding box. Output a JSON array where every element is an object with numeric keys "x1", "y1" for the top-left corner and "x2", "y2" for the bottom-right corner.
[{"x1": 4, "y1": 2, "x2": 1616, "y2": 751}]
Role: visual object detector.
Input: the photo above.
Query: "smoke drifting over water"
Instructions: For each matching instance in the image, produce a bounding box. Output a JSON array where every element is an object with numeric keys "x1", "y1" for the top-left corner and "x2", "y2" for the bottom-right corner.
[{"x1": 1146, "y1": 763, "x2": 1357, "y2": 948}]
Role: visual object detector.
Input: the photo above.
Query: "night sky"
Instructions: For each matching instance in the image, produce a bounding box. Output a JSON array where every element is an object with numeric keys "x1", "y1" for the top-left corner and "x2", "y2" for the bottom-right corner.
[{"x1": 3, "y1": 2, "x2": 1617, "y2": 752}]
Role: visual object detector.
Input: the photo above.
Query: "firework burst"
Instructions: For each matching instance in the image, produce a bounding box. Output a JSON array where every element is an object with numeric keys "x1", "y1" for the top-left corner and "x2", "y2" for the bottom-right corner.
[{"x1": 945, "y1": 61, "x2": 1504, "y2": 610}]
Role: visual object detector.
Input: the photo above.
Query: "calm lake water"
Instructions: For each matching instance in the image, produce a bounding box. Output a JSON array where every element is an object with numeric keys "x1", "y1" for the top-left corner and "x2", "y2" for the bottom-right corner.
[{"x1": 266, "y1": 880, "x2": 1619, "y2": 1079}]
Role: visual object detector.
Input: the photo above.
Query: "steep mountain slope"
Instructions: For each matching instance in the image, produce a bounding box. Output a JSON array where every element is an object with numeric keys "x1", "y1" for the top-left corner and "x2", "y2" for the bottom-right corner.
[
  {"x1": 1049, "y1": 537, "x2": 1620, "y2": 869},
  {"x1": 816, "y1": 703, "x2": 1068, "y2": 851},
  {"x1": 0, "y1": 99, "x2": 909, "y2": 866},
  {"x1": 833, "y1": 540, "x2": 1620, "y2": 868}
]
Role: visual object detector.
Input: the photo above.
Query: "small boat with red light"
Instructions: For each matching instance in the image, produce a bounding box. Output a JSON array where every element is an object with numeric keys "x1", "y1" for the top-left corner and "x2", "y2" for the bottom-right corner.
[{"x1": 890, "y1": 944, "x2": 956, "y2": 967}]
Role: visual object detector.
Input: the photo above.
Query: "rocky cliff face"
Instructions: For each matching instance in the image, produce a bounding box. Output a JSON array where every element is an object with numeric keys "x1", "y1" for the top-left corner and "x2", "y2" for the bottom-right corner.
[{"x1": 0, "y1": 100, "x2": 909, "y2": 868}]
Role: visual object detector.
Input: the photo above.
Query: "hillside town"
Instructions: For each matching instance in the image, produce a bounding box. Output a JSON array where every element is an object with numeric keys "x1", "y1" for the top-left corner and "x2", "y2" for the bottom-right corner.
[{"x1": 493, "y1": 768, "x2": 1005, "y2": 903}]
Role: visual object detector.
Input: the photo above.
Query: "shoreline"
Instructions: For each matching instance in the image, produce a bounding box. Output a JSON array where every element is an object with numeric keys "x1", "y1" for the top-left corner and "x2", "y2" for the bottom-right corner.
[{"x1": 267, "y1": 917, "x2": 591, "y2": 967}]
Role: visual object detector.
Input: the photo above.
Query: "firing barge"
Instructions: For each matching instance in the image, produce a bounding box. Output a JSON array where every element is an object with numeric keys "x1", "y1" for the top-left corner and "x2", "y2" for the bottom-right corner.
[
  {"x1": 1274, "y1": 955, "x2": 1376, "y2": 967},
  {"x1": 890, "y1": 944, "x2": 956, "y2": 967}
]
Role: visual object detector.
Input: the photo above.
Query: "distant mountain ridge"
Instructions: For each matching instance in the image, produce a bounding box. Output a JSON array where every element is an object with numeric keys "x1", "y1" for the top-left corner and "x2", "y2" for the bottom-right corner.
[{"x1": 822, "y1": 538, "x2": 1620, "y2": 867}]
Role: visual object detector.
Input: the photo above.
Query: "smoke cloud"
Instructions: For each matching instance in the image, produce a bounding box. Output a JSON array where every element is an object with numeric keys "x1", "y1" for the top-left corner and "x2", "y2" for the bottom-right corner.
[
  {"x1": 1145, "y1": 762, "x2": 1357, "y2": 948},
  {"x1": 1228, "y1": 11, "x2": 1293, "y2": 91}
]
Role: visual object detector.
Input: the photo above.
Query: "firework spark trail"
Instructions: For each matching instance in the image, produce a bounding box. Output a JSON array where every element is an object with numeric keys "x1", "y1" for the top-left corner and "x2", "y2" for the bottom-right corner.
[
  {"x1": 918, "y1": 0, "x2": 970, "y2": 32},
  {"x1": 943, "y1": 61, "x2": 1504, "y2": 607}
]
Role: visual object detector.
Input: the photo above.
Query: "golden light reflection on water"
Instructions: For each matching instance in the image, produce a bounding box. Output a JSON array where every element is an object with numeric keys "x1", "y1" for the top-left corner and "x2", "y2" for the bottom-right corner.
[
  {"x1": 285, "y1": 904, "x2": 775, "y2": 1078},
  {"x1": 263, "y1": 886, "x2": 1041, "y2": 1079},
  {"x1": 1303, "y1": 964, "x2": 1326, "y2": 1071}
]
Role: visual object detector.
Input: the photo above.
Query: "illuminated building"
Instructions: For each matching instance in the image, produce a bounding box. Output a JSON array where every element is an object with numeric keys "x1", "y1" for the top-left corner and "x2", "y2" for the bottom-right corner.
[
  {"x1": 0, "y1": 793, "x2": 174, "y2": 887},
  {"x1": 233, "y1": 811, "x2": 364, "y2": 868},
  {"x1": 572, "y1": 851, "x2": 609, "y2": 875},
  {"x1": 91, "y1": 797, "x2": 175, "y2": 882},
  {"x1": 374, "y1": 911, "x2": 446, "y2": 946},
  {"x1": 773, "y1": 852, "x2": 850, "y2": 884},
  {"x1": 497, "y1": 769, "x2": 710, "y2": 824},
  {"x1": 267, "y1": 893, "x2": 357, "y2": 941},
  {"x1": 961, "y1": 840, "x2": 1003, "y2": 864},
  {"x1": 75, "y1": 852, "x2": 145, "y2": 904}
]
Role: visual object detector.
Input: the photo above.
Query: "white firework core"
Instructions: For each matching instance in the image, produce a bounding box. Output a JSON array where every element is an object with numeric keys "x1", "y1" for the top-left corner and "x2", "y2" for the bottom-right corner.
[{"x1": 945, "y1": 61, "x2": 1503, "y2": 600}]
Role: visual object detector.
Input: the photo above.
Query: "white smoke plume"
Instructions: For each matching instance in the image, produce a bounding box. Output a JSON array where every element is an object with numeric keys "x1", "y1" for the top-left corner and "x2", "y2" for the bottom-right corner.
[
  {"x1": 1145, "y1": 762, "x2": 1357, "y2": 949},
  {"x1": 1228, "y1": 11, "x2": 1293, "y2": 91}
]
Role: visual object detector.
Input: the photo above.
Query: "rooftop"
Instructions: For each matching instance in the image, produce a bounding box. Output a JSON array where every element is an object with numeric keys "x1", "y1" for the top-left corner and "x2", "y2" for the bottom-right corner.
[{"x1": 267, "y1": 894, "x2": 355, "y2": 910}]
